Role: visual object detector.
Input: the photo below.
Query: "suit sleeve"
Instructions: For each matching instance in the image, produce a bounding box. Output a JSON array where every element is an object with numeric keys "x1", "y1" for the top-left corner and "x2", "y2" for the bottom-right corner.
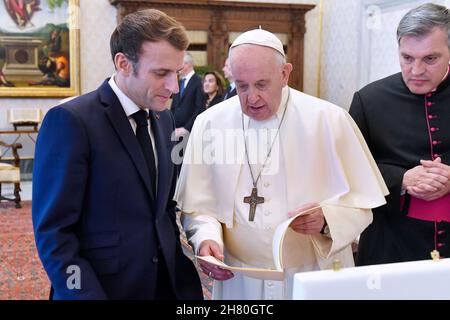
[
  {"x1": 166, "y1": 112, "x2": 181, "y2": 239},
  {"x1": 349, "y1": 92, "x2": 407, "y2": 213},
  {"x1": 32, "y1": 106, "x2": 108, "y2": 299}
]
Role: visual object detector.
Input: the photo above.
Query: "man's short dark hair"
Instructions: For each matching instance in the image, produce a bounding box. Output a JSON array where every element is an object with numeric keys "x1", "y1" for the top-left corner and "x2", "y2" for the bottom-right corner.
[{"x1": 110, "y1": 9, "x2": 189, "y2": 70}]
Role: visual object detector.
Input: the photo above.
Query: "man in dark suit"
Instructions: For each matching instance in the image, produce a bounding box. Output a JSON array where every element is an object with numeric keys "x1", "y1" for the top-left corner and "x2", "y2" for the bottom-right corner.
[
  {"x1": 222, "y1": 57, "x2": 236, "y2": 101},
  {"x1": 170, "y1": 52, "x2": 204, "y2": 138},
  {"x1": 349, "y1": 3, "x2": 450, "y2": 266},
  {"x1": 32, "y1": 9, "x2": 203, "y2": 300},
  {"x1": 170, "y1": 52, "x2": 204, "y2": 170}
]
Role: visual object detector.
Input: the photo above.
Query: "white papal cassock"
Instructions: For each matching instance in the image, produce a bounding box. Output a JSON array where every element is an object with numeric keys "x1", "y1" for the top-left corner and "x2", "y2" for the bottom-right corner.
[{"x1": 174, "y1": 86, "x2": 389, "y2": 300}]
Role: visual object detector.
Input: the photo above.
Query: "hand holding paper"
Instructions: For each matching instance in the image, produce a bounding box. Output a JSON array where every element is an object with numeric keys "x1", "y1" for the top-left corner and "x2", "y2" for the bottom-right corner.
[{"x1": 197, "y1": 239, "x2": 234, "y2": 280}]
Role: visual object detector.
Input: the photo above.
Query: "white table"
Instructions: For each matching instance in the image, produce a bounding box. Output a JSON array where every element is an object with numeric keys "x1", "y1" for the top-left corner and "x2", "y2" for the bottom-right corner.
[{"x1": 292, "y1": 258, "x2": 450, "y2": 300}]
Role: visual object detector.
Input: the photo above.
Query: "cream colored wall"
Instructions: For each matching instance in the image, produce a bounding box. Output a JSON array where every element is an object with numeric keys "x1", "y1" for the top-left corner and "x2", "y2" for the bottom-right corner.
[
  {"x1": 79, "y1": 0, "x2": 117, "y2": 94},
  {"x1": 318, "y1": 0, "x2": 361, "y2": 109}
]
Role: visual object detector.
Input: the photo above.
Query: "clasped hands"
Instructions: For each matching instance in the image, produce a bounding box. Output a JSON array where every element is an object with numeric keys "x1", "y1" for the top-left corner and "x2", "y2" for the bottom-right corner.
[{"x1": 403, "y1": 157, "x2": 450, "y2": 201}]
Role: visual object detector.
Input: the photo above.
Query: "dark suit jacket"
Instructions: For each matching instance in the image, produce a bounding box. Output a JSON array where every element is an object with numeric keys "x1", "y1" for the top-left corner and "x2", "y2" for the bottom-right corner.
[
  {"x1": 349, "y1": 72, "x2": 450, "y2": 265},
  {"x1": 32, "y1": 79, "x2": 203, "y2": 300},
  {"x1": 170, "y1": 73, "x2": 204, "y2": 132},
  {"x1": 205, "y1": 94, "x2": 223, "y2": 109},
  {"x1": 223, "y1": 86, "x2": 236, "y2": 100}
]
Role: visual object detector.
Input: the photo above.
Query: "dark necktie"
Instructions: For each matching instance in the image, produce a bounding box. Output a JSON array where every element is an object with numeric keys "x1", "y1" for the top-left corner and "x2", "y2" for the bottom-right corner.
[
  {"x1": 131, "y1": 110, "x2": 157, "y2": 196},
  {"x1": 179, "y1": 78, "x2": 186, "y2": 97}
]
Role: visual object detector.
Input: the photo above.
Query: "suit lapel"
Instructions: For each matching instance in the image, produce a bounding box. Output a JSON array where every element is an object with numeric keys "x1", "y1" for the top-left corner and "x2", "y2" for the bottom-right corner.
[
  {"x1": 99, "y1": 80, "x2": 156, "y2": 202},
  {"x1": 149, "y1": 111, "x2": 172, "y2": 217},
  {"x1": 172, "y1": 92, "x2": 181, "y2": 107}
]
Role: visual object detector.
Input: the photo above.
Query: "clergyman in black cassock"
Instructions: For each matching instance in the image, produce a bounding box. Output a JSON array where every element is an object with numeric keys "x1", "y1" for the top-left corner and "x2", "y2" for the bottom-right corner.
[{"x1": 349, "y1": 3, "x2": 450, "y2": 265}]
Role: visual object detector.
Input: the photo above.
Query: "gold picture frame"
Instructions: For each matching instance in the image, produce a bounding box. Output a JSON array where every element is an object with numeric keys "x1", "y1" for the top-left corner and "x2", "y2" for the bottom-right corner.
[{"x1": 0, "y1": 0, "x2": 80, "y2": 97}]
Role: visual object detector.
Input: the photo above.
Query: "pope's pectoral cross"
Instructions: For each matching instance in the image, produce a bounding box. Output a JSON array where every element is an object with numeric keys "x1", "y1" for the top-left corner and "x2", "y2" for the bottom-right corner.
[{"x1": 243, "y1": 187, "x2": 265, "y2": 222}]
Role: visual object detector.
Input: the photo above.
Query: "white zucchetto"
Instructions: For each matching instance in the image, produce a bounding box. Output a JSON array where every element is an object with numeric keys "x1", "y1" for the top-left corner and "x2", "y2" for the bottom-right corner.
[{"x1": 230, "y1": 28, "x2": 285, "y2": 57}]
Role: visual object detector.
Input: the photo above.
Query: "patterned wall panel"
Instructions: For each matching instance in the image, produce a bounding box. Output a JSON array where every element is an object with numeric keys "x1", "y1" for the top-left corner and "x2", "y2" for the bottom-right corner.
[
  {"x1": 303, "y1": 5, "x2": 320, "y2": 96},
  {"x1": 319, "y1": 0, "x2": 361, "y2": 109},
  {"x1": 80, "y1": 0, "x2": 117, "y2": 94},
  {"x1": 367, "y1": 8, "x2": 405, "y2": 83}
]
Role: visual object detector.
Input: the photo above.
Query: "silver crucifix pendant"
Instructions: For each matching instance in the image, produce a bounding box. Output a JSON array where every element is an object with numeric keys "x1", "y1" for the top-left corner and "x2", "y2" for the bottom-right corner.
[{"x1": 243, "y1": 187, "x2": 265, "y2": 221}]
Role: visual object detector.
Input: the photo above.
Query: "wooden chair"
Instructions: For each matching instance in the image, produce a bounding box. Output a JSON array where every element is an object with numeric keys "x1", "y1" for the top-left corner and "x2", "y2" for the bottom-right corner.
[{"x1": 0, "y1": 140, "x2": 22, "y2": 208}]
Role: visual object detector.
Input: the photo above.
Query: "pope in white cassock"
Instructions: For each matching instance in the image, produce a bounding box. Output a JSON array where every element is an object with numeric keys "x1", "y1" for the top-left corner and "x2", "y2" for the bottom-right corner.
[{"x1": 174, "y1": 29, "x2": 389, "y2": 300}]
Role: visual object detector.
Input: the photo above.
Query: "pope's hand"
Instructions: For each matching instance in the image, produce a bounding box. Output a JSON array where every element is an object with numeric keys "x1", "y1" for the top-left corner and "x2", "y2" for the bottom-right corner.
[
  {"x1": 288, "y1": 202, "x2": 325, "y2": 235},
  {"x1": 198, "y1": 240, "x2": 234, "y2": 281},
  {"x1": 175, "y1": 127, "x2": 189, "y2": 138}
]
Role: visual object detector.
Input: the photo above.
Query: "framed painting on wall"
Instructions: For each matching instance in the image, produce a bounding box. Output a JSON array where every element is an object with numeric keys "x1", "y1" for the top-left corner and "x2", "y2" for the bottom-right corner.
[{"x1": 0, "y1": 0, "x2": 80, "y2": 97}]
